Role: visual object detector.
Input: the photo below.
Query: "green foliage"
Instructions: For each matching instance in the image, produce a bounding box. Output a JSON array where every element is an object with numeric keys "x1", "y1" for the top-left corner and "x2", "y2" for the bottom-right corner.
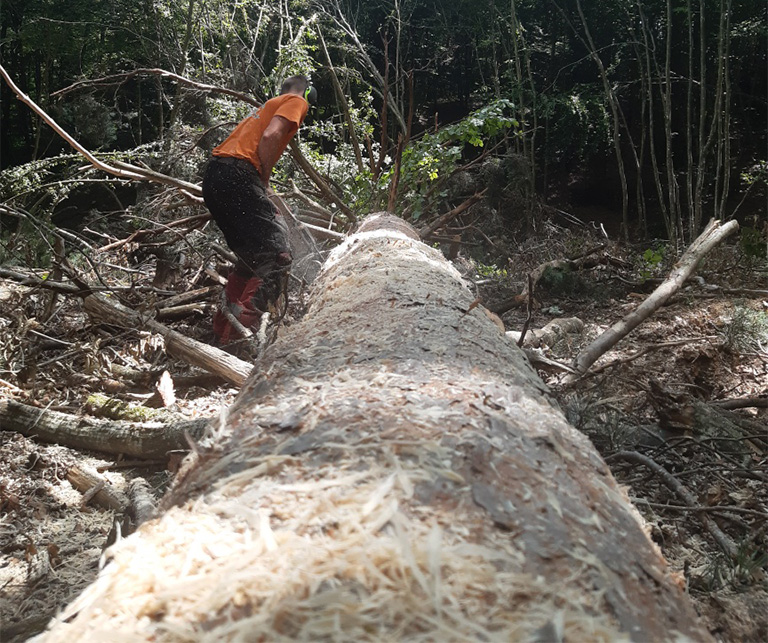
[
  {"x1": 441, "y1": 99, "x2": 519, "y2": 147},
  {"x1": 739, "y1": 227, "x2": 767, "y2": 259},
  {"x1": 2, "y1": 0, "x2": 766, "y2": 243},
  {"x1": 538, "y1": 88, "x2": 612, "y2": 166},
  {"x1": 700, "y1": 541, "x2": 768, "y2": 591},
  {"x1": 739, "y1": 160, "x2": 767, "y2": 189},
  {"x1": 638, "y1": 245, "x2": 665, "y2": 280},
  {"x1": 299, "y1": 85, "x2": 381, "y2": 214},
  {"x1": 398, "y1": 99, "x2": 520, "y2": 220},
  {"x1": 55, "y1": 96, "x2": 118, "y2": 151},
  {"x1": 0, "y1": 155, "x2": 80, "y2": 214},
  {"x1": 642, "y1": 248, "x2": 664, "y2": 265},
  {"x1": 475, "y1": 262, "x2": 509, "y2": 280},
  {"x1": 267, "y1": 15, "x2": 319, "y2": 94}
]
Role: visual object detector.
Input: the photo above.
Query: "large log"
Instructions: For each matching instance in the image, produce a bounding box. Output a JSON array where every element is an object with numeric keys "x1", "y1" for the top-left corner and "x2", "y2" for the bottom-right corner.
[{"x1": 36, "y1": 214, "x2": 711, "y2": 642}]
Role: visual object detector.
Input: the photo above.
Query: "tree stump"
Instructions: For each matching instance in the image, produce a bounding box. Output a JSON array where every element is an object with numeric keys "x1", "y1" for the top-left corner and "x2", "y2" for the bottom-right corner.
[{"x1": 37, "y1": 214, "x2": 711, "y2": 642}]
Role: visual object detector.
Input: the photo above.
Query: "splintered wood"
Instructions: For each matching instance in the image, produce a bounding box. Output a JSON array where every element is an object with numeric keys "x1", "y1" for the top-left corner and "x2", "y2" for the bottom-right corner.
[{"x1": 36, "y1": 214, "x2": 711, "y2": 642}]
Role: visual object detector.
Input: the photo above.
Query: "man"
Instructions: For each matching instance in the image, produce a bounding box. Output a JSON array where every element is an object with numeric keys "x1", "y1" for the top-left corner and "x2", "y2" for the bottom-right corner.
[{"x1": 202, "y1": 75, "x2": 316, "y2": 344}]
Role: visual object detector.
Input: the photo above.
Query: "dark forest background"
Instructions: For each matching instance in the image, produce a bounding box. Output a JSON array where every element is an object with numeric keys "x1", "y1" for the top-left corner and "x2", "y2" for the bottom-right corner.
[{"x1": 1, "y1": 0, "x2": 766, "y2": 247}]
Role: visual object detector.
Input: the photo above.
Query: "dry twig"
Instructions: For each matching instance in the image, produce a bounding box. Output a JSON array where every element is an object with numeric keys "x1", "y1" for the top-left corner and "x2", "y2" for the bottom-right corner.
[{"x1": 607, "y1": 450, "x2": 739, "y2": 558}]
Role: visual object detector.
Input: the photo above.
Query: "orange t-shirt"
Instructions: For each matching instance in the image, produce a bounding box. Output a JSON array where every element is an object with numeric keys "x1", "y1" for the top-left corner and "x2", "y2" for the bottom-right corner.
[{"x1": 212, "y1": 94, "x2": 308, "y2": 175}]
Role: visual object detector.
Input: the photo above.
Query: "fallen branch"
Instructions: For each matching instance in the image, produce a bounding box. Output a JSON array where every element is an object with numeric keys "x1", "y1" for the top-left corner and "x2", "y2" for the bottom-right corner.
[
  {"x1": 52, "y1": 67, "x2": 260, "y2": 106},
  {"x1": 126, "y1": 477, "x2": 157, "y2": 528},
  {"x1": 5, "y1": 64, "x2": 350, "y2": 223},
  {"x1": 317, "y1": 31, "x2": 364, "y2": 173},
  {"x1": 297, "y1": 210, "x2": 336, "y2": 228},
  {"x1": 90, "y1": 212, "x2": 206, "y2": 254},
  {"x1": 0, "y1": 266, "x2": 82, "y2": 295},
  {"x1": 156, "y1": 285, "x2": 219, "y2": 308},
  {"x1": 607, "y1": 450, "x2": 738, "y2": 558},
  {"x1": 521, "y1": 349, "x2": 578, "y2": 374},
  {"x1": 0, "y1": 399, "x2": 208, "y2": 458},
  {"x1": 156, "y1": 301, "x2": 211, "y2": 321},
  {"x1": 0, "y1": 63, "x2": 144, "y2": 182},
  {"x1": 569, "y1": 219, "x2": 739, "y2": 378},
  {"x1": 108, "y1": 160, "x2": 202, "y2": 199},
  {"x1": 291, "y1": 219, "x2": 345, "y2": 241},
  {"x1": 507, "y1": 316, "x2": 584, "y2": 349},
  {"x1": 0, "y1": 62, "x2": 203, "y2": 201},
  {"x1": 641, "y1": 501, "x2": 768, "y2": 519},
  {"x1": 517, "y1": 274, "x2": 535, "y2": 346},
  {"x1": 713, "y1": 396, "x2": 768, "y2": 410},
  {"x1": 283, "y1": 180, "x2": 339, "y2": 223},
  {"x1": 67, "y1": 463, "x2": 128, "y2": 512},
  {"x1": 0, "y1": 268, "x2": 251, "y2": 384},
  {"x1": 83, "y1": 292, "x2": 253, "y2": 386},
  {"x1": 418, "y1": 189, "x2": 488, "y2": 239},
  {"x1": 288, "y1": 139, "x2": 357, "y2": 222},
  {"x1": 587, "y1": 335, "x2": 719, "y2": 375},
  {"x1": 492, "y1": 247, "x2": 611, "y2": 315}
]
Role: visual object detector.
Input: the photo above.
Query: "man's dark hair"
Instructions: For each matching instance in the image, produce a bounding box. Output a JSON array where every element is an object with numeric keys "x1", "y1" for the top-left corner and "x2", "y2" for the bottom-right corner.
[{"x1": 280, "y1": 75, "x2": 310, "y2": 95}]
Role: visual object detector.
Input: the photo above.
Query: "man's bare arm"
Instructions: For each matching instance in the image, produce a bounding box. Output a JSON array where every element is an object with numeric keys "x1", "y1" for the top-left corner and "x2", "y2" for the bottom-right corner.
[{"x1": 258, "y1": 115, "x2": 294, "y2": 186}]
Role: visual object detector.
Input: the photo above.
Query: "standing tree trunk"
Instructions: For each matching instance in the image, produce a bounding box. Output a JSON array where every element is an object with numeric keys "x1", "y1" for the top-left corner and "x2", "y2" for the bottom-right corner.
[
  {"x1": 574, "y1": 0, "x2": 630, "y2": 239},
  {"x1": 37, "y1": 214, "x2": 711, "y2": 642}
]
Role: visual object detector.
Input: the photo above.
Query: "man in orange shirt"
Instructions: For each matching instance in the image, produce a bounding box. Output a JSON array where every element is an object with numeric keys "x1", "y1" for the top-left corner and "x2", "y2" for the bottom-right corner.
[{"x1": 202, "y1": 75, "x2": 316, "y2": 344}]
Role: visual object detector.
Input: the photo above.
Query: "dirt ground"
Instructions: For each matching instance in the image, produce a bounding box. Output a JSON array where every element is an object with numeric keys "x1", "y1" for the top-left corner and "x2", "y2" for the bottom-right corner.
[{"x1": 1, "y1": 218, "x2": 766, "y2": 641}]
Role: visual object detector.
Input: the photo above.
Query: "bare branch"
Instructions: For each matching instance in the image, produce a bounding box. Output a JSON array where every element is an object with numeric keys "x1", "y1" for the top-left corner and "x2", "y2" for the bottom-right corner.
[
  {"x1": 51, "y1": 67, "x2": 262, "y2": 107},
  {"x1": 0, "y1": 63, "x2": 144, "y2": 182},
  {"x1": 569, "y1": 218, "x2": 739, "y2": 378},
  {"x1": 418, "y1": 189, "x2": 488, "y2": 239}
]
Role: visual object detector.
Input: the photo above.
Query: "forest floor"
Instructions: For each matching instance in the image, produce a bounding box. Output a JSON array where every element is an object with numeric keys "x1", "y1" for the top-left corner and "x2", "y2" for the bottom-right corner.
[{"x1": 1, "y1": 214, "x2": 766, "y2": 642}]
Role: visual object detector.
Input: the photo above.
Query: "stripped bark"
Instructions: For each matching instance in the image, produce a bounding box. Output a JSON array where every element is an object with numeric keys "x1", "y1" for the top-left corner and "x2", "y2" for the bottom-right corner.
[
  {"x1": 506, "y1": 316, "x2": 584, "y2": 348},
  {"x1": 37, "y1": 214, "x2": 711, "y2": 642}
]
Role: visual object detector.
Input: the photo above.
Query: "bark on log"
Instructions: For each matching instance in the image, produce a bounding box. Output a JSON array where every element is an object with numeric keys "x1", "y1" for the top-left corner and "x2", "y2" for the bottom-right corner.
[
  {"x1": 36, "y1": 214, "x2": 711, "y2": 642},
  {"x1": 506, "y1": 317, "x2": 584, "y2": 348},
  {"x1": 0, "y1": 399, "x2": 208, "y2": 458}
]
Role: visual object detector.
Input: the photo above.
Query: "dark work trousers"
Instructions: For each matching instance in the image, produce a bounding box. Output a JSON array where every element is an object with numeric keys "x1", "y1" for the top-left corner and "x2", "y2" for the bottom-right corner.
[{"x1": 202, "y1": 156, "x2": 292, "y2": 282}]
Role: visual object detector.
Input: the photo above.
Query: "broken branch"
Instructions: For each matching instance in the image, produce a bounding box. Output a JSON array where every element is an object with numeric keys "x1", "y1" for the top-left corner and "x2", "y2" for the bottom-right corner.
[
  {"x1": 569, "y1": 219, "x2": 738, "y2": 378},
  {"x1": 0, "y1": 399, "x2": 208, "y2": 458},
  {"x1": 607, "y1": 450, "x2": 738, "y2": 558},
  {"x1": 83, "y1": 292, "x2": 253, "y2": 386},
  {"x1": 418, "y1": 189, "x2": 488, "y2": 239}
]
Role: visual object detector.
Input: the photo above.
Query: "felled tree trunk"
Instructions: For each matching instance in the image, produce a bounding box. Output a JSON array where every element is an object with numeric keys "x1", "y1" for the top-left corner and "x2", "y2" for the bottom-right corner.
[{"x1": 37, "y1": 214, "x2": 711, "y2": 642}]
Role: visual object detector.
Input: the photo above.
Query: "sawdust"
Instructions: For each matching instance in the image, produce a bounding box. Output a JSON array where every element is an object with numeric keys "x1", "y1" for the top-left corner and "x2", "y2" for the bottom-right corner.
[{"x1": 40, "y1": 451, "x2": 628, "y2": 642}]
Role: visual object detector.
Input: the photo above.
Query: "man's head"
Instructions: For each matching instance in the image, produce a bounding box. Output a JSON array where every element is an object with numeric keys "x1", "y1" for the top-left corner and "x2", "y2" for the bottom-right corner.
[{"x1": 280, "y1": 75, "x2": 316, "y2": 105}]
